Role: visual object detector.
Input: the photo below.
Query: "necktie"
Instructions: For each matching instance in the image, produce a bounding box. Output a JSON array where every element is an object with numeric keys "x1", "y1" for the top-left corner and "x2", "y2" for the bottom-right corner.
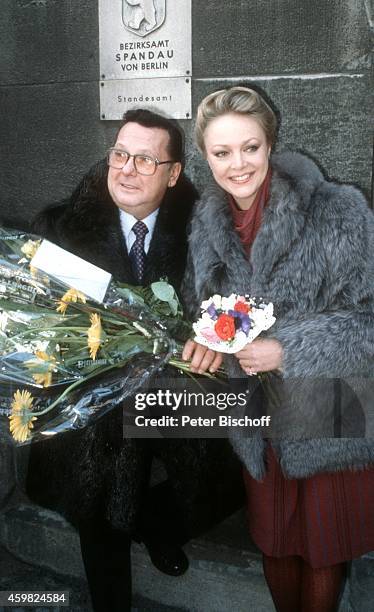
[{"x1": 129, "y1": 220, "x2": 148, "y2": 284}]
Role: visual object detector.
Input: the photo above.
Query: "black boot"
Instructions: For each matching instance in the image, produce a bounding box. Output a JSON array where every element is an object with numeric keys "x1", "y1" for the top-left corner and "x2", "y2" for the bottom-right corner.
[{"x1": 138, "y1": 479, "x2": 189, "y2": 576}]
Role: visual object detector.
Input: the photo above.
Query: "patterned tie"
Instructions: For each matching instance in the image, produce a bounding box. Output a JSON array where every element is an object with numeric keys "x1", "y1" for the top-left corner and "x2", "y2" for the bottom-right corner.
[{"x1": 129, "y1": 220, "x2": 148, "y2": 284}]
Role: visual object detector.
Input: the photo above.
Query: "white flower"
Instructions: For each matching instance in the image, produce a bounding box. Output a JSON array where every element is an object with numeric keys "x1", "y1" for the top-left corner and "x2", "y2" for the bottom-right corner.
[
  {"x1": 201, "y1": 298, "x2": 213, "y2": 311},
  {"x1": 250, "y1": 303, "x2": 275, "y2": 329},
  {"x1": 211, "y1": 294, "x2": 222, "y2": 308},
  {"x1": 250, "y1": 308, "x2": 266, "y2": 327},
  {"x1": 264, "y1": 302, "x2": 274, "y2": 317},
  {"x1": 221, "y1": 294, "x2": 237, "y2": 310},
  {"x1": 192, "y1": 322, "x2": 200, "y2": 335}
]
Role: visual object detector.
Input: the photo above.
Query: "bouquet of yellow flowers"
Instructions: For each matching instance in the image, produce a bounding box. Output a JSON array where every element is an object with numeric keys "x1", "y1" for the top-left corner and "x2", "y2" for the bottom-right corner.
[{"x1": 0, "y1": 227, "x2": 193, "y2": 445}]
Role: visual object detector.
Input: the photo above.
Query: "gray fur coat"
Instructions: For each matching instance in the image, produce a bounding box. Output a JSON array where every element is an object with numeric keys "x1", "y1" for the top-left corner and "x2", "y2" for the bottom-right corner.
[{"x1": 183, "y1": 151, "x2": 374, "y2": 480}]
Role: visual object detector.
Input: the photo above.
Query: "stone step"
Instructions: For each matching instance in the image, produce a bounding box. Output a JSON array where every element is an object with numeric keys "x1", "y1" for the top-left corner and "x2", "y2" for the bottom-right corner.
[
  {"x1": 0, "y1": 543, "x2": 187, "y2": 612},
  {"x1": 0, "y1": 504, "x2": 274, "y2": 611},
  {"x1": 0, "y1": 503, "x2": 360, "y2": 611}
]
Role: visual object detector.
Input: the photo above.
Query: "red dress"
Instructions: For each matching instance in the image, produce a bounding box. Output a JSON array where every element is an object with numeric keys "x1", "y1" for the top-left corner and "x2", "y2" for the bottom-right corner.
[{"x1": 244, "y1": 445, "x2": 374, "y2": 568}]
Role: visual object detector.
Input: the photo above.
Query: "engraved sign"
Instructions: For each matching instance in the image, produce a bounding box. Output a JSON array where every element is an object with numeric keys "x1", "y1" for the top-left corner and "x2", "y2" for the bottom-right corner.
[
  {"x1": 100, "y1": 78, "x2": 191, "y2": 121},
  {"x1": 99, "y1": 0, "x2": 191, "y2": 120}
]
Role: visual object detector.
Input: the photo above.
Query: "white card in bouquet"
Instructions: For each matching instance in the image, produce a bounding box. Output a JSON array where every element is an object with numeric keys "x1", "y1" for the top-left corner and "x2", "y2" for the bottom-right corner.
[{"x1": 31, "y1": 240, "x2": 112, "y2": 303}]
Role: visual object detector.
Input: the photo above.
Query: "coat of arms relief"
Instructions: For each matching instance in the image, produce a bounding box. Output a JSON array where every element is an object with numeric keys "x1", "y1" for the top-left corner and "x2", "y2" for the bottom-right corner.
[{"x1": 122, "y1": 0, "x2": 166, "y2": 37}]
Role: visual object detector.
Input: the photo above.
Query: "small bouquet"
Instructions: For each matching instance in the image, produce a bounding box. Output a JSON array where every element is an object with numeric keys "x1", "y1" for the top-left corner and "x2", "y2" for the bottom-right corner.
[
  {"x1": 193, "y1": 294, "x2": 276, "y2": 353},
  {"x1": 0, "y1": 228, "x2": 193, "y2": 445}
]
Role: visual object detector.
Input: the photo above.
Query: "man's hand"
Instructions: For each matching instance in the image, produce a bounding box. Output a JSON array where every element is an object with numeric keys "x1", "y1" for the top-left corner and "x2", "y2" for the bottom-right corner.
[
  {"x1": 235, "y1": 338, "x2": 283, "y2": 375},
  {"x1": 182, "y1": 339, "x2": 223, "y2": 374}
]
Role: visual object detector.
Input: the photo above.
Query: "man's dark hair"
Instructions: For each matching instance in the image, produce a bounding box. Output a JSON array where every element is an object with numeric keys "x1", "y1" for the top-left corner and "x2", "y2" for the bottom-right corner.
[{"x1": 116, "y1": 108, "x2": 185, "y2": 167}]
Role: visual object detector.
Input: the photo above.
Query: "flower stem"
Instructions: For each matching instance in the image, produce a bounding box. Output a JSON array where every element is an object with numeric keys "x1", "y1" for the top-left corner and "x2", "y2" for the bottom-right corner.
[{"x1": 32, "y1": 364, "x2": 117, "y2": 416}]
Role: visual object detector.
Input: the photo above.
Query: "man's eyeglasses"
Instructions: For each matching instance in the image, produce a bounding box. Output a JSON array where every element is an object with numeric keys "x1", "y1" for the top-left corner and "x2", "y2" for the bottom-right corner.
[{"x1": 107, "y1": 148, "x2": 175, "y2": 176}]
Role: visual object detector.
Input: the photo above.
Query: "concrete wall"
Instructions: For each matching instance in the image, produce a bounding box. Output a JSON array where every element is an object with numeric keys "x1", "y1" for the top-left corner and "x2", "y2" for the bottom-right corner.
[{"x1": 0, "y1": 0, "x2": 373, "y2": 228}]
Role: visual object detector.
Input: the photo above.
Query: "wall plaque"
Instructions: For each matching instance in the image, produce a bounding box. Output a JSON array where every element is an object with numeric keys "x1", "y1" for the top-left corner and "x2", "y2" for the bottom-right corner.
[{"x1": 99, "y1": 0, "x2": 192, "y2": 119}]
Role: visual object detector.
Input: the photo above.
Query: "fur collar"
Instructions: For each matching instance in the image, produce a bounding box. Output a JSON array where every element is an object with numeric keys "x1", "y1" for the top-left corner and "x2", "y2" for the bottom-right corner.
[
  {"x1": 195, "y1": 151, "x2": 324, "y2": 281},
  {"x1": 186, "y1": 151, "x2": 327, "y2": 314}
]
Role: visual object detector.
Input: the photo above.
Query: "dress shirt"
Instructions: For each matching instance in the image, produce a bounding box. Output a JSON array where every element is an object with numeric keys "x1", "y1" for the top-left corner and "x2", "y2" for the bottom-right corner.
[{"x1": 119, "y1": 208, "x2": 159, "y2": 254}]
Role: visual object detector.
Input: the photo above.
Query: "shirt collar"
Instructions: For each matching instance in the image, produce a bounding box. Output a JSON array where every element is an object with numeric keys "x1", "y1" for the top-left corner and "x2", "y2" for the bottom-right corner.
[{"x1": 119, "y1": 208, "x2": 159, "y2": 242}]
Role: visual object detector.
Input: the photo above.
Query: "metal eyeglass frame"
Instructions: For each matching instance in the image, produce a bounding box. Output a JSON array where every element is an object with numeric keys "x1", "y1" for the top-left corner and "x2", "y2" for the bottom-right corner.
[{"x1": 107, "y1": 147, "x2": 175, "y2": 176}]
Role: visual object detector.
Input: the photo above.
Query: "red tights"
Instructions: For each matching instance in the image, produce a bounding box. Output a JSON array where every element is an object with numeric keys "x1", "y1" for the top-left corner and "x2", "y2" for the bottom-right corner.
[{"x1": 262, "y1": 554, "x2": 346, "y2": 612}]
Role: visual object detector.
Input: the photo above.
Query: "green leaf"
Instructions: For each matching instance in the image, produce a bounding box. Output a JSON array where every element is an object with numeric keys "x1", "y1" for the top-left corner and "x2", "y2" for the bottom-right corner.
[
  {"x1": 167, "y1": 297, "x2": 178, "y2": 316},
  {"x1": 150, "y1": 281, "x2": 175, "y2": 302}
]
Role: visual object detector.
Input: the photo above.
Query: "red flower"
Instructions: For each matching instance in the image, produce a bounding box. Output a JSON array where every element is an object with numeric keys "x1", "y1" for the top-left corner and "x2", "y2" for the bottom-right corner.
[
  {"x1": 234, "y1": 301, "x2": 250, "y2": 314},
  {"x1": 214, "y1": 314, "x2": 236, "y2": 341}
]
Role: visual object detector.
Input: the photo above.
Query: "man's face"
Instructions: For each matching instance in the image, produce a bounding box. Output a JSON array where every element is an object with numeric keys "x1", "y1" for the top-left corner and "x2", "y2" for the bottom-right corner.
[{"x1": 107, "y1": 122, "x2": 181, "y2": 219}]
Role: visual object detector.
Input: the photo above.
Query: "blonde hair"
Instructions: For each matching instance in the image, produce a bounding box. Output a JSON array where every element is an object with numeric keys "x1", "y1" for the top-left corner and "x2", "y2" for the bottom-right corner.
[{"x1": 195, "y1": 86, "x2": 278, "y2": 154}]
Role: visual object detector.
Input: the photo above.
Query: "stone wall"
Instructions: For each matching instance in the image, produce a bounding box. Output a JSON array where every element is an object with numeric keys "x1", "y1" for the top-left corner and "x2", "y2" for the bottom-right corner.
[{"x1": 0, "y1": 0, "x2": 373, "y2": 227}]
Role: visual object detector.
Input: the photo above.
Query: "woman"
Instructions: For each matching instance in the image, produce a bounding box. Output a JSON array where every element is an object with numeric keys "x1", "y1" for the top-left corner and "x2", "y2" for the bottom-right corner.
[{"x1": 182, "y1": 86, "x2": 374, "y2": 611}]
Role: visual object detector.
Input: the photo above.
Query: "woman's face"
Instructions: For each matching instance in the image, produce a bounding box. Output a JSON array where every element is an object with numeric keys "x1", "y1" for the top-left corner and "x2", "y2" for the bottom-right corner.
[{"x1": 203, "y1": 112, "x2": 271, "y2": 210}]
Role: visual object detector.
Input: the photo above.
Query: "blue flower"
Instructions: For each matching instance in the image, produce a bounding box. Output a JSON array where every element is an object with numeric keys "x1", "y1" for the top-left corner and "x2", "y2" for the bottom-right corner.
[
  {"x1": 228, "y1": 309, "x2": 240, "y2": 318},
  {"x1": 239, "y1": 314, "x2": 252, "y2": 334},
  {"x1": 207, "y1": 304, "x2": 218, "y2": 320}
]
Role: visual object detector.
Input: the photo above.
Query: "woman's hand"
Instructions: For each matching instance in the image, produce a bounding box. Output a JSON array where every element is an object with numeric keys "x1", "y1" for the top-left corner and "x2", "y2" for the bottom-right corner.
[
  {"x1": 182, "y1": 339, "x2": 223, "y2": 374},
  {"x1": 235, "y1": 338, "x2": 283, "y2": 375}
]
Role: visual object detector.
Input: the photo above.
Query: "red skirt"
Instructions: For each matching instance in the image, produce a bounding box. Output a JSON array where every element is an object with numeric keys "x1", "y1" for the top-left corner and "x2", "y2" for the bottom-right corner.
[{"x1": 244, "y1": 445, "x2": 374, "y2": 568}]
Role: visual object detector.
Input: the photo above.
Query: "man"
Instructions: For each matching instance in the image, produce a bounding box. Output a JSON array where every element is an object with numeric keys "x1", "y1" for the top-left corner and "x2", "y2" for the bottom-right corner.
[
  {"x1": 32, "y1": 109, "x2": 192, "y2": 289},
  {"x1": 26, "y1": 109, "x2": 242, "y2": 611}
]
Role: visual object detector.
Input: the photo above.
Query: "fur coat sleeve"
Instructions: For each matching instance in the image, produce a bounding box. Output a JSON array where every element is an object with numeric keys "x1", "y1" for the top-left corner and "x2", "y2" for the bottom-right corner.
[{"x1": 269, "y1": 181, "x2": 374, "y2": 378}]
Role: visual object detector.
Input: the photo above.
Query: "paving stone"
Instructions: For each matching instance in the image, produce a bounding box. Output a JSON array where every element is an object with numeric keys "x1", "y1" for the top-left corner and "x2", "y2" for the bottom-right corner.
[
  {"x1": 0, "y1": 503, "x2": 367, "y2": 611},
  {"x1": 348, "y1": 552, "x2": 374, "y2": 612},
  {"x1": 0, "y1": 544, "x2": 185, "y2": 612},
  {"x1": 0, "y1": 543, "x2": 91, "y2": 612},
  {"x1": 0, "y1": 504, "x2": 274, "y2": 611}
]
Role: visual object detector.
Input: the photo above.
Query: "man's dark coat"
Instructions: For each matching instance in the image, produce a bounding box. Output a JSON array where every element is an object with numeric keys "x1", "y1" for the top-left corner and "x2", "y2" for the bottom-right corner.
[{"x1": 26, "y1": 160, "x2": 242, "y2": 534}]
